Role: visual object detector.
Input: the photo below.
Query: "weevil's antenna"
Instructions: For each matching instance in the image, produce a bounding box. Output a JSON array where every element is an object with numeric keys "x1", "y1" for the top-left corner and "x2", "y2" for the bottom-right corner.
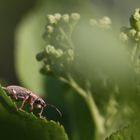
[{"x1": 46, "y1": 104, "x2": 62, "y2": 117}]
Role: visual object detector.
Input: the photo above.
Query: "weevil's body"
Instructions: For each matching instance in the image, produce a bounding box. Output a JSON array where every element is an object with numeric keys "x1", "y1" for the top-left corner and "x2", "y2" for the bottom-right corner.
[{"x1": 2, "y1": 85, "x2": 61, "y2": 117}]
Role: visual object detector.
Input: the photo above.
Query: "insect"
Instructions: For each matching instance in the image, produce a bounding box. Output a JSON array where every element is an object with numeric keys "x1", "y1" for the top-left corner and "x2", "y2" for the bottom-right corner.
[{"x1": 2, "y1": 85, "x2": 62, "y2": 118}]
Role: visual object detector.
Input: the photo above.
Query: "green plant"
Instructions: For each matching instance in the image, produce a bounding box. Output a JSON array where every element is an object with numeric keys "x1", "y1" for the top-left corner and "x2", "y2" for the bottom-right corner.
[
  {"x1": 36, "y1": 9, "x2": 140, "y2": 140},
  {"x1": 1, "y1": 2, "x2": 140, "y2": 139}
]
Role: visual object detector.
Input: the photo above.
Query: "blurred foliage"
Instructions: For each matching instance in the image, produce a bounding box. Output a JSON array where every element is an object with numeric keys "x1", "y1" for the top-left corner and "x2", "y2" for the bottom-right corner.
[
  {"x1": 15, "y1": 10, "x2": 46, "y2": 95},
  {"x1": 1, "y1": 0, "x2": 140, "y2": 140},
  {"x1": 105, "y1": 122, "x2": 140, "y2": 140},
  {"x1": 0, "y1": 0, "x2": 36, "y2": 83},
  {"x1": 14, "y1": 1, "x2": 97, "y2": 140},
  {"x1": 35, "y1": 6, "x2": 140, "y2": 140},
  {"x1": 14, "y1": 0, "x2": 95, "y2": 94},
  {"x1": 0, "y1": 85, "x2": 68, "y2": 140},
  {"x1": 35, "y1": 8, "x2": 140, "y2": 140},
  {"x1": 65, "y1": 90, "x2": 96, "y2": 140}
]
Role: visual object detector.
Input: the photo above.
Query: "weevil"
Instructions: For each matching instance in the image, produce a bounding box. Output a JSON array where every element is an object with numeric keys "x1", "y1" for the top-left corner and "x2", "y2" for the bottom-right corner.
[{"x1": 2, "y1": 85, "x2": 62, "y2": 118}]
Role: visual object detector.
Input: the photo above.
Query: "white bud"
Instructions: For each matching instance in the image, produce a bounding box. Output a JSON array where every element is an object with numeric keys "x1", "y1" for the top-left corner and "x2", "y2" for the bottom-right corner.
[
  {"x1": 54, "y1": 13, "x2": 61, "y2": 21},
  {"x1": 47, "y1": 25, "x2": 54, "y2": 33},
  {"x1": 99, "y1": 16, "x2": 112, "y2": 29},
  {"x1": 119, "y1": 32, "x2": 128, "y2": 41},
  {"x1": 68, "y1": 49, "x2": 74, "y2": 57},
  {"x1": 67, "y1": 49, "x2": 74, "y2": 61},
  {"x1": 134, "y1": 8, "x2": 140, "y2": 21},
  {"x1": 62, "y1": 14, "x2": 69, "y2": 22},
  {"x1": 128, "y1": 29, "x2": 136, "y2": 37},
  {"x1": 46, "y1": 45, "x2": 55, "y2": 54},
  {"x1": 47, "y1": 15, "x2": 57, "y2": 24},
  {"x1": 71, "y1": 13, "x2": 80, "y2": 21}
]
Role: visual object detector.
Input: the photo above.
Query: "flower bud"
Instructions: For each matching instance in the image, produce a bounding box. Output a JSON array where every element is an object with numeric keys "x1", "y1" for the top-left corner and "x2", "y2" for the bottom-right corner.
[
  {"x1": 67, "y1": 49, "x2": 74, "y2": 61},
  {"x1": 128, "y1": 29, "x2": 136, "y2": 37},
  {"x1": 46, "y1": 25, "x2": 54, "y2": 33},
  {"x1": 46, "y1": 45, "x2": 55, "y2": 54},
  {"x1": 133, "y1": 8, "x2": 140, "y2": 21},
  {"x1": 54, "y1": 13, "x2": 61, "y2": 21},
  {"x1": 130, "y1": 9, "x2": 140, "y2": 31},
  {"x1": 68, "y1": 49, "x2": 74, "y2": 57},
  {"x1": 119, "y1": 32, "x2": 128, "y2": 41},
  {"x1": 99, "y1": 16, "x2": 112, "y2": 29},
  {"x1": 36, "y1": 51, "x2": 46, "y2": 61},
  {"x1": 47, "y1": 15, "x2": 57, "y2": 24},
  {"x1": 62, "y1": 14, "x2": 69, "y2": 22},
  {"x1": 71, "y1": 13, "x2": 80, "y2": 21}
]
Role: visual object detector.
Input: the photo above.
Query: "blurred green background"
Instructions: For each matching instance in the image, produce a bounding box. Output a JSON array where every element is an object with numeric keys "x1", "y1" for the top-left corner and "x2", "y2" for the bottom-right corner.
[
  {"x1": 0, "y1": 0, "x2": 140, "y2": 84},
  {"x1": 0, "y1": 0, "x2": 37, "y2": 84},
  {"x1": 0, "y1": 0, "x2": 140, "y2": 140}
]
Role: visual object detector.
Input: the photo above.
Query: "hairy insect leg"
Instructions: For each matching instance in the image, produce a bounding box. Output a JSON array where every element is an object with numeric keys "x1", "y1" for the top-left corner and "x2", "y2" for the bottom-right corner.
[
  {"x1": 28, "y1": 96, "x2": 36, "y2": 112},
  {"x1": 19, "y1": 96, "x2": 29, "y2": 110},
  {"x1": 38, "y1": 107, "x2": 44, "y2": 118},
  {"x1": 29, "y1": 103, "x2": 34, "y2": 112}
]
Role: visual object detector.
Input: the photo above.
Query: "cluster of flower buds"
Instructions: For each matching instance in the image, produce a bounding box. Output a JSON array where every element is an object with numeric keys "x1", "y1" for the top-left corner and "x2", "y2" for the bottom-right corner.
[
  {"x1": 46, "y1": 13, "x2": 80, "y2": 25},
  {"x1": 130, "y1": 8, "x2": 140, "y2": 31},
  {"x1": 120, "y1": 8, "x2": 140, "y2": 42},
  {"x1": 43, "y1": 13, "x2": 80, "y2": 45},
  {"x1": 89, "y1": 16, "x2": 112, "y2": 29},
  {"x1": 36, "y1": 13, "x2": 80, "y2": 76}
]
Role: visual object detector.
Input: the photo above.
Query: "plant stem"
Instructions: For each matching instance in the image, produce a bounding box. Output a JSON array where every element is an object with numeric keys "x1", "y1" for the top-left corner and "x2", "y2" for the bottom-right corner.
[
  {"x1": 58, "y1": 27, "x2": 74, "y2": 49},
  {"x1": 57, "y1": 25, "x2": 105, "y2": 139},
  {"x1": 86, "y1": 91, "x2": 105, "y2": 139},
  {"x1": 59, "y1": 75, "x2": 105, "y2": 140}
]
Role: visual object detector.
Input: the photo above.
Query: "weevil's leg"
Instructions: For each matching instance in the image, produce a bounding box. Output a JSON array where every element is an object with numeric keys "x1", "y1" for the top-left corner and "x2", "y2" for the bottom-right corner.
[
  {"x1": 38, "y1": 107, "x2": 44, "y2": 118},
  {"x1": 12, "y1": 89, "x2": 18, "y2": 100},
  {"x1": 28, "y1": 95, "x2": 35, "y2": 112},
  {"x1": 20, "y1": 99, "x2": 26, "y2": 109},
  {"x1": 29, "y1": 102, "x2": 34, "y2": 112},
  {"x1": 19, "y1": 95, "x2": 29, "y2": 109}
]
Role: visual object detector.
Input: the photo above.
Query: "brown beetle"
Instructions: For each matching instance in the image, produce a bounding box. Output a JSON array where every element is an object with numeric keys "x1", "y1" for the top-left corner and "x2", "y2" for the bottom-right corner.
[{"x1": 2, "y1": 85, "x2": 62, "y2": 118}]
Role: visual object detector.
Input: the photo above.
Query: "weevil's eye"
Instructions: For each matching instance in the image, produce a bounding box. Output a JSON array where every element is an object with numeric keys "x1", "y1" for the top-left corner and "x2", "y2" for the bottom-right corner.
[
  {"x1": 35, "y1": 98, "x2": 46, "y2": 107},
  {"x1": 35, "y1": 98, "x2": 41, "y2": 104}
]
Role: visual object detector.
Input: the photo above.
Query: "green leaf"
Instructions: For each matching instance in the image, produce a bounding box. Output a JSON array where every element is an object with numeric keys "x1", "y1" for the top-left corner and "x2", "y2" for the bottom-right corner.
[
  {"x1": 105, "y1": 122, "x2": 140, "y2": 140},
  {"x1": 0, "y1": 85, "x2": 68, "y2": 140}
]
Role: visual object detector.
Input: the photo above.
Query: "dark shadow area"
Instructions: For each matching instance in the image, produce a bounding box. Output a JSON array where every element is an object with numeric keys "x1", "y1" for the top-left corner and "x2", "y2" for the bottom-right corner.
[{"x1": 0, "y1": 0, "x2": 37, "y2": 84}]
